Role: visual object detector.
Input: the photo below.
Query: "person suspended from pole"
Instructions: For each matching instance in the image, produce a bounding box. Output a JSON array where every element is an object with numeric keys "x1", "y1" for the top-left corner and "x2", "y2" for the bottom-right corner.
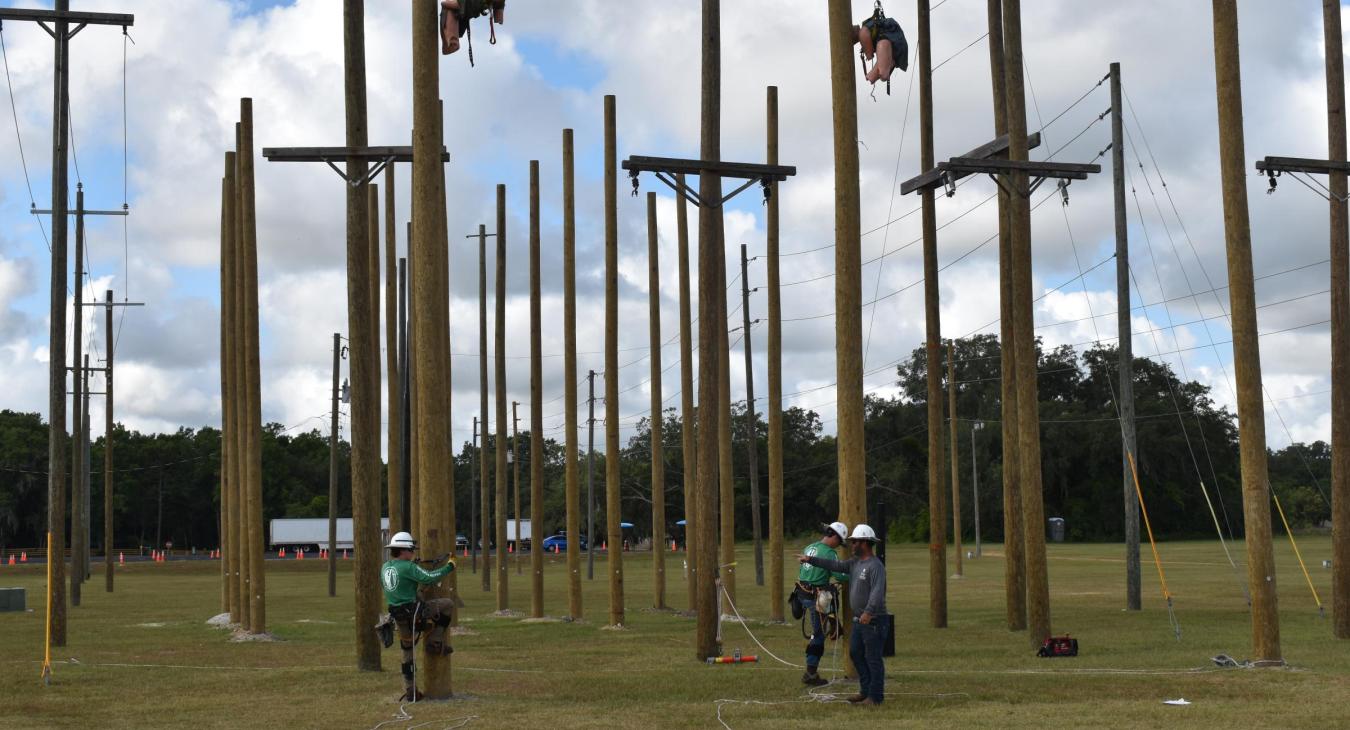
[
  {"x1": 854, "y1": 1, "x2": 909, "y2": 90},
  {"x1": 440, "y1": 0, "x2": 506, "y2": 59},
  {"x1": 792, "y1": 521, "x2": 849, "y2": 687},
  {"x1": 799, "y1": 524, "x2": 889, "y2": 706},
  {"x1": 377, "y1": 531, "x2": 457, "y2": 702}
]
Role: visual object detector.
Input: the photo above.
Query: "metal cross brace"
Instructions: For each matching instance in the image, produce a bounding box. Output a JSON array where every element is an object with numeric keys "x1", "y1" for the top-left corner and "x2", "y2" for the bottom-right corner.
[
  {"x1": 935, "y1": 158, "x2": 1100, "y2": 200},
  {"x1": 621, "y1": 156, "x2": 796, "y2": 209},
  {"x1": 900, "y1": 132, "x2": 1043, "y2": 196},
  {"x1": 262, "y1": 146, "x2": 451, "y2": 188},
  {"x1": 1256, "y1": 156, "x2": 1350, "y2": 200}
]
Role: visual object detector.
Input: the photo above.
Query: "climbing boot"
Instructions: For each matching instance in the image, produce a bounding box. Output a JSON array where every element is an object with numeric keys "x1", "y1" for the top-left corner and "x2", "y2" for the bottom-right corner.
[
  {"x1": 845, "y1": 693, "x2": 866, "y2": 703},
  {"x1": 801, "y1": 670, "x2": 828, "y2": 687}
]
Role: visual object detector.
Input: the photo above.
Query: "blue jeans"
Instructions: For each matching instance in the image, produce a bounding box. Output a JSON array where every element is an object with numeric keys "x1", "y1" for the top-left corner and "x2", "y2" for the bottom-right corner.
[
  {"x1": 799, "y1": 595, "x2": 826, "y2": 670},
  {"x1": 849, "y1": 616, "x2": 887, "y2": 702}
]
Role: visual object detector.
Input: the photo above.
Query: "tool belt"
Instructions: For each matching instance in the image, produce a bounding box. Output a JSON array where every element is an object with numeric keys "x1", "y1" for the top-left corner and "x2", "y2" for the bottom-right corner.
[
  {"x1": 389, "y1": 601, "x2": 431, "y2": 631},
  {"x1": 793, "y1": 582, "x2": 841, "y2": 640}
]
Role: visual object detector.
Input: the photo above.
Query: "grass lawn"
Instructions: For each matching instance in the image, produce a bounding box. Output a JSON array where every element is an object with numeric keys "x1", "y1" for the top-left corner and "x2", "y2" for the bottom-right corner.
[{"x1": 0, "y1": 537, "x2": 1345, "y2": 729}]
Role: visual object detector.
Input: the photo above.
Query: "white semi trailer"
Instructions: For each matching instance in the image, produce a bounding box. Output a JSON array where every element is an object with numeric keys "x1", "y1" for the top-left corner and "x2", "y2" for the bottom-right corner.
[{"x1": 269, "y1": 517, "x2": 390, "y2": 551}]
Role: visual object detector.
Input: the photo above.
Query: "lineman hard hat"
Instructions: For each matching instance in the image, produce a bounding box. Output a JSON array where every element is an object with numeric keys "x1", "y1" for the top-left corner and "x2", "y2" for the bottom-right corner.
[
  {"x1": 386, "y1": 531, "x2": 417, "y2": 550},
  {"x1": 849, "y1": 524, "x2": 879, "y2": 542},
  {"x1": 822, "y1": 521, "x2": 849, "y2": 540}
]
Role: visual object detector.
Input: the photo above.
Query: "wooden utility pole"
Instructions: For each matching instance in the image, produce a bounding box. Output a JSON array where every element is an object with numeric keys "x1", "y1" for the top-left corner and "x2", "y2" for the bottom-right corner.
[
  {"x1": 529, "y1": 159, "x2": 545, "y2": 618},
  {"x1": 103, "y1": 290, "x2": 114, "y2": 593},
  {"x1": 677, "y1": 174, "x2": 697, "y2": 613},
  {"x1": 603, "y1": 95, "x2": 626, "y2": 627},
  {"x1": 694, "y1": 0, "x2": 724, "y2": 661},
  {"x1": 513, "y1": 401, "x2": 521, "y2": 577},
  {"x1": 826, "y1": 0, "x2": 866, "y2": 672},
  {"x1": 563, "y1": 129, "x2": 583, "y2": 619},
  {"x1": 948, "y1": 340, "x2": 963, "y2": 578},
  {"x1": 220, "y1": 163, "x2": 233, "y2": 611},
  {"x1": 80, "y1": 355, "x2": 91, "y2": 584},
  {"x1": 398, "y1": 256, "x2": 410, "y2": 532},
  {"x1": 986, "y1": 0, "x2": 1026, "y2": 632},
  {"x1": 471, "y1": 416, "x2": 478, "y2": 573},
  {"x1": 648, "y1": 192, "x2": 668, "y2": 610},
  {"x1": 384, "y1": 166, "x2": 402, "y2": 533},
  {"x1": 718, "y1": 221, "x2": 735, "y2": 605},
  {"x1": 239, "y1": 99, "x2": 267, "y2": 635},
  {"x1": 479, "y1": 222, "x2": 492, "y2": 591},
  {"x1": 587, "y1": 370, "x2": 597, "y2": 581},
  {"x1": 329, "y1": 332, "x2": 341, "y2": 598},
  {"x1": 496, "y1": 183, "x2": 510, "y2": 612},
  {"x1": 410, "y1": 0, "x2": 454, "y2": 695},
  {"x1": 1211, "y1": 0, "x2": 1281, "y2": 664},
  {"x1": 1110, "y1": 62, "x2": 1141, "y2": 612},
  {"x1": 739, "y1": 243, "x2": 763, "y2": 587},
  {"x1": 1003, "y1": 0, "x2": 1051, "y2": 647},
  {"x1": 341, "y1": 0, "x2": 380, "y2": 669},
  {"x1": 0, "y1": 0, "x2": 135, "y2": 647},
  {"x1": 71, "y1": 185, "x2": 85, "y2": 607},
  {"x1": 918, "y1": 0, "x2": 948, "y2": 628},
  {"x1": 765, "y1": 87, "x2": 785, "y2": 622},
  {"x1": 1323, "y1": 0, "x2": 1350, "y2": 641},
  {"x1": 232, "y1": 127, "x2": 249, "y2": 630}
]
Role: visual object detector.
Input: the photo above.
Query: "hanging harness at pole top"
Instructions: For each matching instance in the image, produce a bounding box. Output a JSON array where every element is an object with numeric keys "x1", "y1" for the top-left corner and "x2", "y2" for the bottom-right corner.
[{"x1": 448, "y1": 0, "x2": 504, "y2": 68}]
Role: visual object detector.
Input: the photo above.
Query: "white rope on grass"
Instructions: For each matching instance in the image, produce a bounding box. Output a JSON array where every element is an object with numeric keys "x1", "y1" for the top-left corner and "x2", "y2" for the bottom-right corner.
[
  {"x1": 717, "y1": 583, "x2": 802, "y2": 669},
  {"x1": 368, "y1": 703, "x2": 478, "y2": 730}
]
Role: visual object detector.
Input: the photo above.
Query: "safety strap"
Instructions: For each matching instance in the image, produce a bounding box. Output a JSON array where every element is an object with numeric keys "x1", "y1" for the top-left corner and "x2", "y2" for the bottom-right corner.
[
  {"x1": 1198, "y1": 480, "x2": 1251, "y2": 605},
  {"x1": 1271, "y1": 489, "x2": 1324, "y2": 617},
  {"x1": 1126, "y1": 451, "x2": 1181, "y2": 641}
]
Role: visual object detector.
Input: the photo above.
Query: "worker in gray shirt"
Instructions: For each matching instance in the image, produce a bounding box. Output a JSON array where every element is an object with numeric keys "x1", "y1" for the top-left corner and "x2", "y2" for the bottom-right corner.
[{"x1": 799, "y1": 523, "x2": 887, "y2": 705}]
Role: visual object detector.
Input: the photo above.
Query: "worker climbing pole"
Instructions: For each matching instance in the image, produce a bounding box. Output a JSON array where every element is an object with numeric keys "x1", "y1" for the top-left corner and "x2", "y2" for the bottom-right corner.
[{"x1": 440, "y1": 0, "x2": 505, "y2": 65}]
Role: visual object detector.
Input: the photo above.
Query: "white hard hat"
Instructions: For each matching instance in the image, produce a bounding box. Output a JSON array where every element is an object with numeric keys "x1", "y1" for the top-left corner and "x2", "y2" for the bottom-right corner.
[
  {"x1": 822, "y1": 521, "x2": 849, "y2": 540},
  {"x1": 386, "y1": 531, "x2": 417, "y2": 550},
  {"x1": 849, "y1": 524, "x2": 879, "y2": 542}
]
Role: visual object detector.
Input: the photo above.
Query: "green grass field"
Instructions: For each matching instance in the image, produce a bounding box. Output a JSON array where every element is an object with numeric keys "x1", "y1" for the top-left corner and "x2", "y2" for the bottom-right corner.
[{"x1": 1, "y1": 538, "x2": 1345, "y2": 729}]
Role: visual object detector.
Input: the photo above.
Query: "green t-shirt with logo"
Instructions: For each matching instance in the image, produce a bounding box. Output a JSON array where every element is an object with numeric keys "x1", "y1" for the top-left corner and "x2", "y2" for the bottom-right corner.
[
  {"x1": 380, "y1": 558, "x2": 454, "y2": 607},
  {"x1": 797, "y1": 541, "x2": 848, "y2": 587}
]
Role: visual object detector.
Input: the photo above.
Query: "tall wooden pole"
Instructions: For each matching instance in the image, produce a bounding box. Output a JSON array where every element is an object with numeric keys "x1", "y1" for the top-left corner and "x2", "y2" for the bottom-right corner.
[
  {"x1": 71, "y1": 185, "x2": 85, "y2": 608},
  {"x1": 329, "y1": 332, "x2": 341, "y2": 599},
  {"x1": 434, "y1": 98, "x2": 457, "y2": 612},
  {"x1": 827, "y1": 0, "x2": 865, "y2": 674},
  {"x1": 529, "y1": 159, "x2": 545, "y2": 618},
  {"x1": 479, "y1": 223, "x2": 492, "y2": 591},
  {"x1": 647, "y1": 192, "x2": 668, "y2": 610},
  {"x1": 219, "y1": 168, "x2": 232, "y2": 611},
  {"x1": 80, "y1": 356, "x2": 90, "y2": 583},
  {"x1": 1211, "y1": 0, "x2": 1282, "y2": 663},
  {"x1": 587, "y1": 370, "x2": 597, "y2": 581},
  {"x1": 232, "y1": 127, "x2": 250, "y2": 630},
  {"x1": 495, "y1": 183, "x2": 510, "y2": 611},
  {"x1": 603, "y1": 94, "x2": 626, "y2": 627},
  {"x1": 103, "y1": 290, "x2": 114, "y2": 593},
  {"x1": 342, "y1": 0, "x2": 379, "y2": 668},
  {"x1": 986, "y1": 0, "x2": 1025, "y2": 631},
  {"x1": 740, "y1": 243, "x2": 763, "y2": 587},
  {"x1": 717, "y1": 220, "x2": 735, "y2": 605},
  {"x1": 471, "y1": 416, "x2": 478, "y2": 572},
  {"x1": 239, "y1": 98, "x2": 267, "y2": 635},
  {"x1": 385, "y1": 166, "x2": 403, "y2": 533},
  {"x1": 563, "y1": 129, "x2": 583, "y2": 620},
  {"x1": 410, "y1": 0, "x2": 453, "y2": 695},
  {"x1": 1110, "y1": 62, "x2": 1141, "y2": 612},
  {"x1": 765, "y1": 87, "x2": 785, "y2": 622},
  {"x1": 398, "y1": 256, "x2": 410, "y2": 532},
  {"x1": 948, "y1": 339, "x2": 963, "y2": 578},
  {"x1": 1322, "y1": 0, "x2": 1350, "y2": 641},
  {"x1": 694, "y1": 0, "x2": 723, "y2": 661},
  {"x1": 918, "y1": 0, "x2": 948, "y2": 628},
  {"x1": 1003, "y1": 0, "x2": 1051, "y2": 647},
  {"x1": 45, "y1": 0, "x2": 70, "y2": 647},
  {"x1": 676, "y1": 173, "x2": 697, "y2": 613}
]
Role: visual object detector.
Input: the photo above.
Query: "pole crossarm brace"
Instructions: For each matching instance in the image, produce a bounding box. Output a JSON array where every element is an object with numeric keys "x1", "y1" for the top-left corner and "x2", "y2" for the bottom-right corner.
[
  {"x1": 0, "y1": 9, "x2": 134, "y2": 39},
  {"x1": 621, "y1": 155, "x2": 796, "y2": 208},
  {"x1": 262, "y1": 146, "x2": 451, "y2": 187},
  {"x1": 900, "y1": 132, "x2": 1042, "y2": 196},
  {"x1": 919, "y1": 157, "x2": 1101, "y2": 200},
  {"x1": 1256, "y1": 156, "x2": 1350, "y2": 197},
  {"x1": 76, "y1": 301, "x2": 143, "y2": 307},
  {"x1": 32, "y1": 208, "x2": 129, "y2": 216}
]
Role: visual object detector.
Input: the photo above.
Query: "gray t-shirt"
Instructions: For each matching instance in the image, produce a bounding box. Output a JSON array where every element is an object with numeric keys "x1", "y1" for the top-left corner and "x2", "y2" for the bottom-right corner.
[{"x1": 804, "y1": 553, "x2": 887, "y2": 617}]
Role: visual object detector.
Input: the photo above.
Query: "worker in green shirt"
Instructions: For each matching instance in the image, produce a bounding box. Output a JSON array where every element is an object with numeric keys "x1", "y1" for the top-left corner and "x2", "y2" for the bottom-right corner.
[
  {"x1": 381, "y1": 531, "x2": 456, "y2": 701},
  {"x1": 793, "y1": 521, "x2": 849, "y2": 686}
]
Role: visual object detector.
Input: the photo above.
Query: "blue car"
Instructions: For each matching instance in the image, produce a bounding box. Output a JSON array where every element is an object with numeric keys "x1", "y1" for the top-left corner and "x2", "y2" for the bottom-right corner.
[{"x1": 541, "y1": 533, "x2": 587, "y2": 552}]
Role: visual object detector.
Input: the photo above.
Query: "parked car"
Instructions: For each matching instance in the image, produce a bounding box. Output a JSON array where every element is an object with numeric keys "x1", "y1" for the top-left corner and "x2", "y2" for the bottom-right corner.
[
  {"x1": 541, "y1": 532, "x2": 587, "y2": 552},
  {"x1": 456, "y1": 534, "x2": 468, "y2": 551}
]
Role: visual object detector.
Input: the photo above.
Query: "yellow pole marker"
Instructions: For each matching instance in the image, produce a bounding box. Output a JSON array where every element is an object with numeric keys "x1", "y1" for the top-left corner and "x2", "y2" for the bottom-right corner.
[
  {"x1": 1271, "y1": 490, "x2": 1324, "y2": 616},
  {"x1": 42, "y1": 531, "x2": 52, "y2": 685},
  {"x1": 1126, "y1": 452, "x2": 1180, "y2": 639}
]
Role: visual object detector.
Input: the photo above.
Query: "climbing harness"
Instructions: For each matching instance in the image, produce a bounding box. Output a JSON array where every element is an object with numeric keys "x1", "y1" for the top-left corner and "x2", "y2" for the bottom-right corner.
[
  {"x1": 859, "y1": 1, "x2": 909, "y2": 97},
  {"x1": 447, "y1": 0, "x2": 502, "y2": 68},
  {"x1": 793, "y1": 582, "x2": 840, "y2": 642}
]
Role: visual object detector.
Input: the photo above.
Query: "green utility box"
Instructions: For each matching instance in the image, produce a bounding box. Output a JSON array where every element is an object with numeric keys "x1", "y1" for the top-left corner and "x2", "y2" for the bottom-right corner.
[{"x1": 0, "y1": 587, "x2": 26, "y2": 612}]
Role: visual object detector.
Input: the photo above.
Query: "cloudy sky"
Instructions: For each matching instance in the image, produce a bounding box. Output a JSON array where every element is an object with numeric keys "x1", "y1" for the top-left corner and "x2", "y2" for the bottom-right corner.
[{"x1": 0, "y1": 0, "x2": 1342, "y2": 460}]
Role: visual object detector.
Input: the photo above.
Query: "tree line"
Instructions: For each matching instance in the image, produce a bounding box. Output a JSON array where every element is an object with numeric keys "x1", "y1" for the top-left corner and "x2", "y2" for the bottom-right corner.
[{"x1": 0, "y1": 336, "x2": 1331, "y2": 554}]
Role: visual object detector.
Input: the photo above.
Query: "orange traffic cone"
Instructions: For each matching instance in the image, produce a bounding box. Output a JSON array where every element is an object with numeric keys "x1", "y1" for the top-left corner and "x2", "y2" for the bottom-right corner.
[
  {"x1": 280, "y1": 547, "x2": 286, "y2": 558},
  {"x1": 343, "y1": 549, "x2": 350, "y2": 559},
  {"x1": 7, "y1": 555, "x2": 14, "y2": 565},
  {"x1": 463, "y1": 545, "x2": 469, "y2": 557},
  {"x1": 509, "y1": 544, "x2": 514, "y2": 554},
  {"x1": 20, "y1": 552, "x2": 27, "y2": 562},
  {"x1": 119, "y1": 552, "x2": 124, "y2": 565},
  {"x1": 296, "y1": 549, "x2": 303, "y2": 560},
  {"x1": 602, "y1": 541, "x2": 607, "y2": 551}
]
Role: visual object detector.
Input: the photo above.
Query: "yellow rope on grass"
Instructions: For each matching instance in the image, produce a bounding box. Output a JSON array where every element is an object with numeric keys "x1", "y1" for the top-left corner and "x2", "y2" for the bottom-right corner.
[
  {"x1": 1126, "y1": 452, "x2": 1181, "y2": 640},
  {"x1": 1270, "y1": 490, "x2": 1324, "y2": 617}
]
